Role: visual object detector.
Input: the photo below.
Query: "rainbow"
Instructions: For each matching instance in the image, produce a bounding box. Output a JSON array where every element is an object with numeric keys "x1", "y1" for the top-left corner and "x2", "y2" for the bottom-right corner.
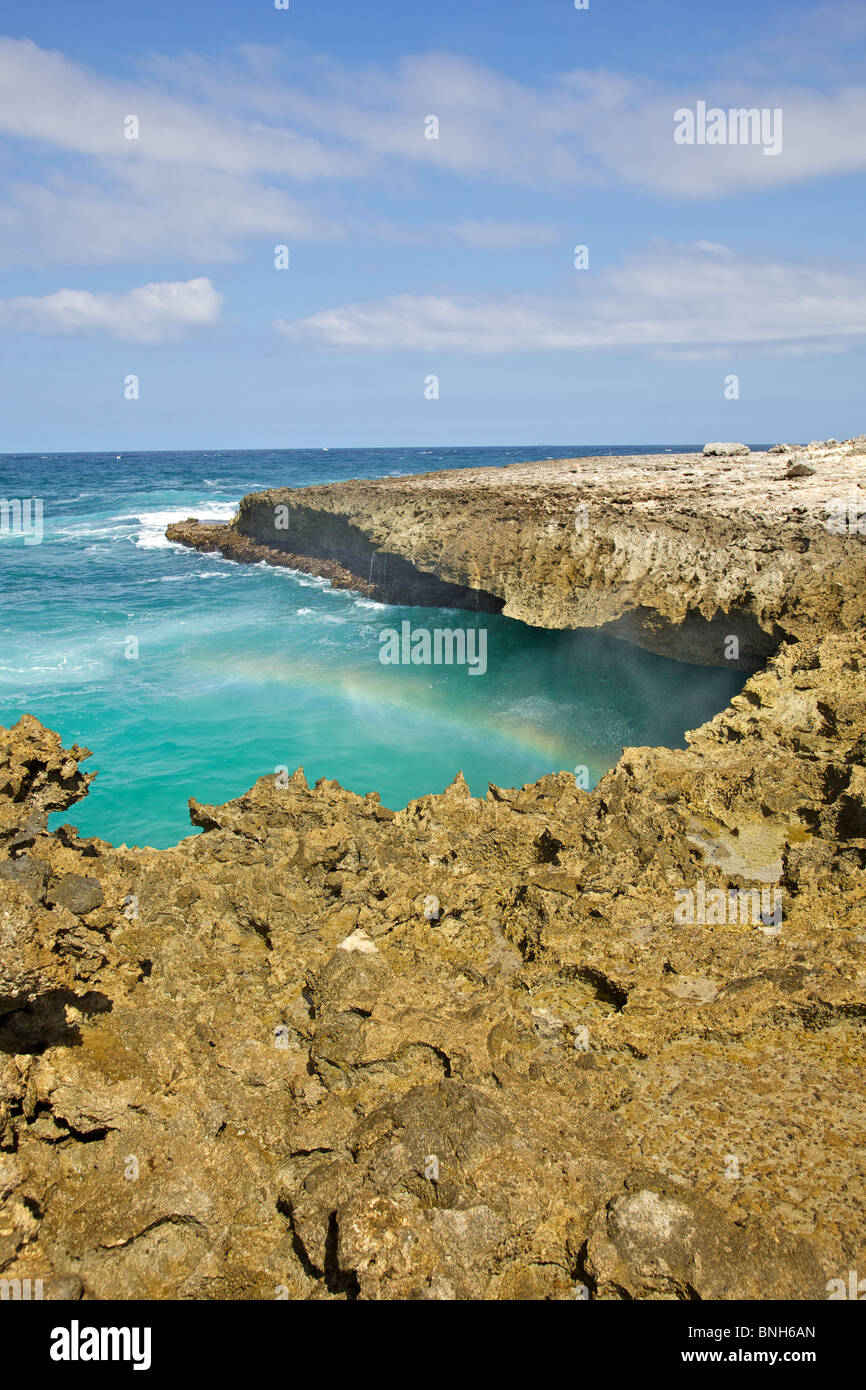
[{"x1": 191, "y1": 645, "x2": 610, "y2": 779}]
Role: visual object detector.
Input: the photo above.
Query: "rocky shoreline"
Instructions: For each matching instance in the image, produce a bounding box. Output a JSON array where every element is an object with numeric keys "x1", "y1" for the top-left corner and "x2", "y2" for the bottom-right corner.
[
  {"x1": 2, "y1": 439, "x2": 865, "y2": 1300},
  {"x1": 168, "y1": 437, "x2": 866, "y2": 667}
]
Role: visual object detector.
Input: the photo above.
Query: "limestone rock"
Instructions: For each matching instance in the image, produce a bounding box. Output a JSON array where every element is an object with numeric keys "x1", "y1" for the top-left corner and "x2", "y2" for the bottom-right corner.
[
  {"x1": 338, "y1": 929, "x2": 378, "y2": 955},
  {"x1": 702, "y1": 442, "x2": 750, "y2": 457},
  {"x1": 584, "y1": 1184, "x2": 824, "y2": 1300},
  {"x1": 0, "y1": 441, "x2": 864, "y2": 1300},
  {"x1": 47, "y1": 874, "x2": 104, "y2": 916},
  {"x1": 169, "y1": 438, "x2": 866, "y2": 669}
]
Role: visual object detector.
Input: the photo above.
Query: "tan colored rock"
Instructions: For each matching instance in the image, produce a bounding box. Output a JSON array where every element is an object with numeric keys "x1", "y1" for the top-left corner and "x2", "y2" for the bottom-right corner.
[
  {"x1": 0, "y1": 442, "x2": 864, "y2": 1300},
  {"x1": 702, "y1": 442, "x2": 751, "y2": 457},
  {"x1": 169, "y1": 439, "x2": 866, "y2": 668}
]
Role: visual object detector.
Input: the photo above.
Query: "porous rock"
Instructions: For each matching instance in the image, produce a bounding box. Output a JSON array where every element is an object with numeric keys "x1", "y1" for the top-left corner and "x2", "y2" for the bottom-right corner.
[{"x1": 1, "y1": 444, "x2": 864, "y2": 1300}]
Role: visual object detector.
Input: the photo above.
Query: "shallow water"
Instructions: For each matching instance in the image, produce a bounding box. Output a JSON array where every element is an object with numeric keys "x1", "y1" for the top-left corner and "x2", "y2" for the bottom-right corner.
[{"x1": 0, "y1": 446, "x2": 745, "y2": 848}]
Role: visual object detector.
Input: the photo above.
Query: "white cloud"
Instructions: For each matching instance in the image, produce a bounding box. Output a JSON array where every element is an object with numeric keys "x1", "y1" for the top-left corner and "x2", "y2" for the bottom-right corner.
[
  {"x1": 274, "y1": 243, "x2": 866, "y2": 356},
  {"x1": 146, "y1": 44, "x2": 866, "y2": 196},
  {"x1": 448, "y1": 220, "x2": 557, "y2": 249},
  {"x1": 0, "y1": 35, "x2": 865, "y2": 268},
  {"x1": 0, "y1": 165, "x2": 342, "y2": 266},
  {"x1": 0, "y1": 38, "x2": 357, "y2": 179},
  {"x1": 0, "y1": 277, "x2": 223, "y2": 342},
  {"x1": 710, "y1": 1, "x2": 866, "y2": 83},
  {"x1": 594, "y1": 83, "x2": 866, "y2": 196},
  {"x1": 0, "y1": 37, "x2": 353, "y2": 265}
]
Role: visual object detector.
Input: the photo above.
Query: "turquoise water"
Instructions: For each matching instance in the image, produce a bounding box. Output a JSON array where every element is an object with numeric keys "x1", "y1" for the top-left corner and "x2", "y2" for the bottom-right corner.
[{"x1": 0, "y1": 447, "x2": 745, "y2": 849}]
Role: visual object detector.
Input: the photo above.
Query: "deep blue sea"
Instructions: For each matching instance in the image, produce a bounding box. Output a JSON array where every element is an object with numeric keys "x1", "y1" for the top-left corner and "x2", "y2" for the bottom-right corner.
[{"x1": 0, "y1": 446, "x2": 745, "y2": 849}]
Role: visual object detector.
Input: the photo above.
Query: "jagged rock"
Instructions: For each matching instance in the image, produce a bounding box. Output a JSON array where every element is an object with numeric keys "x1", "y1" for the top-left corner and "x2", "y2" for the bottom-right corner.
[
  {"x1": 46, "y1": 875, "x2": 104, "y2": 916},
  {"x1": 584, "y1": 1184, "x2": 823, "y2": 1300},
  {"x1": 0, "y1": 442, "x2": 864, "y2": 1300}
]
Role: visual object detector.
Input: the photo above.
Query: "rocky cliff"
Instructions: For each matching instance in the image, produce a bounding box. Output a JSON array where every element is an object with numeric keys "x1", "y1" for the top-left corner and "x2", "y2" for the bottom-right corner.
[
  {"x1": 168, "y1": 437, "x2": 866, "y2": 668},
  {"x1": 2, "y1": 440, "x2": 865, "y2": 1301}
]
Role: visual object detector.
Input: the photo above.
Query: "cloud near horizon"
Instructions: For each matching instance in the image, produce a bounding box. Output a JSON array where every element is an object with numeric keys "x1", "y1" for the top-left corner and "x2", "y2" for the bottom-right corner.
[
  {"x1": 275, "y1": 243, "x2": 866, "y2": 357},
  {"x1": 0, "y1": 277, "x2": 223, "y2": 342}
]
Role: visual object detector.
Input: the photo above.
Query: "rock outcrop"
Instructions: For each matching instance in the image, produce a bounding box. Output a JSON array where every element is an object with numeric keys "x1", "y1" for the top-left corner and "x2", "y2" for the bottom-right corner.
[
  {"x1": 1, "y1": 439, "x2": 865, "y2": 1300},
  {"x1": 168, "y1": 437, "x2": 866, "y2": 668},
  {"x1": 702, "y1": 442, "x2": 751, "y2": 457}
]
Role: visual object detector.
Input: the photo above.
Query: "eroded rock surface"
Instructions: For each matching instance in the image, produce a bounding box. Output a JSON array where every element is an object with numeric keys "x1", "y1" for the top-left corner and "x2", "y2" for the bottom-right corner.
[
  {"x1": 168, "y1": 436, "x2": 866, "y2": 668},
  {"x1": 2, "y1": 441, "x2": 865, "y2": 1300}
]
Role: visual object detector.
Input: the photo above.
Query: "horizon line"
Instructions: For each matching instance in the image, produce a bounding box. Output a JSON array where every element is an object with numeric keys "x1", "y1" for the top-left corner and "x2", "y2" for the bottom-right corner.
[{"x1": 0, "y1": 441, "x2": 775, "y2": 459}]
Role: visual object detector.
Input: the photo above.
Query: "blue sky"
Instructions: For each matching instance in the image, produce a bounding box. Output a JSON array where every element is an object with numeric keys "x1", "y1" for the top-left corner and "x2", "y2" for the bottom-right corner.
[{"x1": 0, "y1": 0, "x2": 864, "y2": 450}]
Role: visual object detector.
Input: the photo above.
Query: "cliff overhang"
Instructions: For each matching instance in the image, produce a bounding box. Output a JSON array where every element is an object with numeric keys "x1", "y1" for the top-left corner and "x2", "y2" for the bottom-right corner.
[{"x1": 168, "y1": 439, "x2": 866, "y2": 669}]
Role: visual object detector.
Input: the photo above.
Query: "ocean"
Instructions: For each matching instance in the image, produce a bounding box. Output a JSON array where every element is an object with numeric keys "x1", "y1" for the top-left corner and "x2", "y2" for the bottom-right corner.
[{"x1": 0, "y1": 446, "x2": 745, "y2": 849}]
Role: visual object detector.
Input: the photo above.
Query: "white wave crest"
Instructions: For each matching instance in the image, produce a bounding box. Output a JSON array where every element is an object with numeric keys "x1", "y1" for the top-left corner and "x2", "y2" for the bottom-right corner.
[{"x1": 135, "y1": 503, "x2": 238, "y2": 550}]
